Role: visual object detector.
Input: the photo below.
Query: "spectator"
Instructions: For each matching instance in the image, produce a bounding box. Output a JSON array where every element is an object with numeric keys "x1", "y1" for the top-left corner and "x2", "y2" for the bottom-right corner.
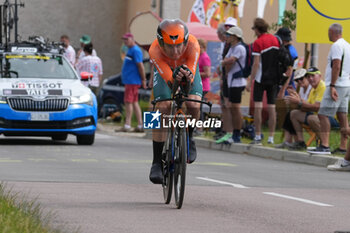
[
  {"x1": 221, "y1": 26, "x2": 246, "y2": 143},
  {"x1": 76, "y1": 35, "x2": 97, "y2": 65},
  {"x1": 60, "y1": 35, "x2": 76, "y2": 66},
  {"x1": 198, "y1": 38, "x2": 211, "y2": 128},
  {"x1": 275, "y1": 68, "x2": 310, "y2": 149},
  {"x1": 294, "y1": 68, "x2": 312, "y2": 101},
  {"x1": 247, "y1": 18, "x2": 280, "y2": 145},
  {"x1": 309, "y1": 23, "x2": 350, "y2": 156},
  {"x1": 75, "y1": 43, "x2": 103, "y2": 96},
  {"x1": 198, "y1": 38, "x2": 211, "y2": 98},
  {"x1": 215, "y1": 18, "x2": 237, "y2": 144},
  {"x1": 277, "y1": 67, "x2": 328, "y2": 150},
  {"x1": 275, "y1": 27, "x2": 298, "y2": 98},
  {"x1": 328, "y1": 127, "x2": 350, "y2": 171},
  {"x1": 120, "y1": 33, "x2": 147, "y2": 132}
]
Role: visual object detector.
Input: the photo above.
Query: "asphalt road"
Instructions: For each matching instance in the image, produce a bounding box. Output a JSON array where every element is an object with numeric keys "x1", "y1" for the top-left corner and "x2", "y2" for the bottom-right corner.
[{"x1": 1, "y1": 131, "x2": 350, "y2": 233}]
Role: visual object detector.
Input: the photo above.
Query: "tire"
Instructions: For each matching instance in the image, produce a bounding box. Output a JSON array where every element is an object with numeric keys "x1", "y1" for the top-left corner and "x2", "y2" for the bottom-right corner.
[
  {"x1": 174, "y1": 128, "x2": 187, "y2": 209},
  {"x1": 76, "y1": 133, "x2": 95, "y2": 145},
  {"x1": 162, "y1": 147, "x2": 173, "y2": 204},
  {"x1": 51, "y1": 134, "x2": 68, "y2": 141}
]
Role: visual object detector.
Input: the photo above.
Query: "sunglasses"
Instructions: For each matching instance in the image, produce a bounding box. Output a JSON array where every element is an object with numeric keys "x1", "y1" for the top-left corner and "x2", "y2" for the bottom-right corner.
[{"x1": 296, "y1": 77, "x2": 304, "y2": 82}]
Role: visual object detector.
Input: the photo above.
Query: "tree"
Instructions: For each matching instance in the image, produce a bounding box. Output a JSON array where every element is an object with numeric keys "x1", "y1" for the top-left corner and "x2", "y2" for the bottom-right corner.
[{"x1": 271, "y1": 0, "x2": 310, "y2": 68}]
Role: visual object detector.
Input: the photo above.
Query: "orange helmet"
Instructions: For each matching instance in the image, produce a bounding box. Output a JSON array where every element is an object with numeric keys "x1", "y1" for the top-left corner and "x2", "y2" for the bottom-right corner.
[{"x1": 157, "y1": 19, "x2": 189, "y2": 47}]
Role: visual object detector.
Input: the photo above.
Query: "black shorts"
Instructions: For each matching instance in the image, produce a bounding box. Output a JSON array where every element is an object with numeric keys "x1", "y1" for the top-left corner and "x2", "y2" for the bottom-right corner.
[
  {"x1": 253, "y1": 81, "x2": 278, "y2": 104},
  {"x1": 229, "y1": 86, "x2": 245, "y2": 103}
]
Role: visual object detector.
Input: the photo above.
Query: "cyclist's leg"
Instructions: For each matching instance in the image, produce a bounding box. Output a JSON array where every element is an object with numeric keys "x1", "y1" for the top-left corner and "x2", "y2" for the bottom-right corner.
[
  {"x1": 150, "y1": 68, "x2": 172, "y2": 184},
  {"x1": 185, "y1": 66, "x2": 203, "y2": 163}
]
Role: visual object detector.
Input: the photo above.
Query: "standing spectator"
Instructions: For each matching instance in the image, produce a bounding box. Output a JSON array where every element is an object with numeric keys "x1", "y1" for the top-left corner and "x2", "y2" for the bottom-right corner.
[
  {"x1": 198, "y1": 38, "x2": 211, "y2": 98},
  {"x1": 275, "y1": 27, "x2": 298, "y2": 98},
  {"x1": 328, "y1": 128, "x2": 350, "y2": 171},
  {"x1": 309, "y1": 23, "x2": 350, "y2": 156},
  {"x1": 221, "y1": 26, "x2": 246, "y2": 143},
  {"x1": 76, "y1": 35, "x2": 97, "y2": 65},
  {"x1": 247, "y1": 18, "x2": 280, "y2": 145},
  {"x1": 198, "y1": 38, "x2": 211, "y2": 124},
  {"x1": 60, "y1": 35, "x2": 76, "y2": 66},
  {"x1": 121, "y1": 33, "x2": 147, "y2": 132},
  {"x1": 215, "y1": 18, "x2": 237, "y2": 144},
  {"x1": 75, "y1": 43, "x2": 103, "y2": 96}
]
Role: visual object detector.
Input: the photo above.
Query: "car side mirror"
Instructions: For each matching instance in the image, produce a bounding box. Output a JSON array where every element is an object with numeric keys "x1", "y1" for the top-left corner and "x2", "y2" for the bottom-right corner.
[{"x1": 80, "y1": 72, "x2": 93, "y2": 81}]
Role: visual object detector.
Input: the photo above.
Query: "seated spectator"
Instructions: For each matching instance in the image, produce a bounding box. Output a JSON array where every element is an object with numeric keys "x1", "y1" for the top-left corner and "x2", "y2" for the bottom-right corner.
[
  {"x1": 276, "y1": 67, "x2": 338, "y2": 150},
  {"x1": 294, "y1": 68, "x2": 312, "y2": 101}
]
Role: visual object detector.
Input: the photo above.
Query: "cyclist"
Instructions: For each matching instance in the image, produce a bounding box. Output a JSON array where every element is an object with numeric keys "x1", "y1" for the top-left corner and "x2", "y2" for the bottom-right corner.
[{"x1": 148, "y1": 19, "x2": 203, "y2": 184}]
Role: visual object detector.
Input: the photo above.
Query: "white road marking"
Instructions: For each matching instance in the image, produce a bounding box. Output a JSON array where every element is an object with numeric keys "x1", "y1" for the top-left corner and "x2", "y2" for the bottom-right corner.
[
  {"x1": 196, "y1": 177, "x2": 249, "y2": 189},
  {"x1": 263, "y1": 192, "x2": 333, "y2": 207}
]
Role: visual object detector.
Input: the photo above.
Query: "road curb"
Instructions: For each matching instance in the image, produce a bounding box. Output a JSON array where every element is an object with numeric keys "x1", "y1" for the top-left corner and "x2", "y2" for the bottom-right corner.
[
  {"x1": 194, "y1": 138, "x2": 339, "y2": 167},
  {"x1": 97, "y1": 122, "x2": 340, "y2": 168}
]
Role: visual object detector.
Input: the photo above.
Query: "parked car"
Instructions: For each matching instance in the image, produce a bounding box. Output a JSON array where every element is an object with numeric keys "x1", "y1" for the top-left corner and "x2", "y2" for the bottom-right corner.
[{"x1": 97, "y1": 59, "x2": 151, "y2": 118}]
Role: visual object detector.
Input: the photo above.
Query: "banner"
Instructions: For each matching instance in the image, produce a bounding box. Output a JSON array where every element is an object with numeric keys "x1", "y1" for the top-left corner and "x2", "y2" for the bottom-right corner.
[{"x1": 296, "y1": 0, "x2": 350, "y2": 43}]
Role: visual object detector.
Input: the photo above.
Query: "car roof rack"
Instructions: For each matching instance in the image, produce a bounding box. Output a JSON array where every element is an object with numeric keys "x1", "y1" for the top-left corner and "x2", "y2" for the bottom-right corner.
[{"x1": 0, "y1": 0, "x2": 64, "y2": 55}]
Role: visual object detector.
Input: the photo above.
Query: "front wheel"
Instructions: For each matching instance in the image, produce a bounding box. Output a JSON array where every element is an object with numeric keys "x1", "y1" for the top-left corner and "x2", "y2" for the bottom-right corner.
[
  {"x1": 162, "y1": 149, "x2": 173, "y2": 204},
  {"x1": 174, "y1": 128, "x2": 187, "y2": 209},
  {"x1": 76, "y1": 133, "x2": 95, "y2": 145}
]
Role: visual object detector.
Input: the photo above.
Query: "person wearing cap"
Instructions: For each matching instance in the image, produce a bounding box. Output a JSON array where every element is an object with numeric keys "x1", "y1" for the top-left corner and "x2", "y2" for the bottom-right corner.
[
  {"x1": 60, "y1": 35, "x2": 76, "y2": 66},
  {"x1": 275, "y1": 27, "x2": 298, "y2": 98},
  {"x1": 76, "y1": 34, "x2": 97, "y2": 65},
  {"x1": 248, "y1": 18, "x2": 280, "y2": 145},
  {"x1": 314, "y1": 24, "x2": 350, "y2": 170},
  {"x1": 120, "y1": 32, "x2": 147, "y2": 133},
  {"x1": 276, "y1": 67, "x2": 328, "y2": 150},
  {"x1": 213, "y1": 23, "x2": 234, "y2": 143},
  {"x1": 220, "y1": 26, "x2": 246, "y2": 143},
  {"x1": 75, "y1": 43, "x2": 103, "y2": 95},
  {"x1": 293, "y1": 68, "x2": 311, "y2": 101}
]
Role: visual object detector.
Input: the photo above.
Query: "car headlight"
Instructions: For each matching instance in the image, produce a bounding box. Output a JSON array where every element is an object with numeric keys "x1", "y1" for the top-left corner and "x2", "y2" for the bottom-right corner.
[
  {"x1": 70, "y1": 94, "x2": 93, "y2": 106},
  {"x1": 0, "y1": 96, "x2": 7, "y2": 104}
]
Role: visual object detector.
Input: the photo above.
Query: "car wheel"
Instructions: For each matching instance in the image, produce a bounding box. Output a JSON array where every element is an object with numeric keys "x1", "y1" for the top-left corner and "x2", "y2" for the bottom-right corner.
[
  {"x1": 77, "y1": 133, "x2": 95, "y2": 145},
  {"x1": 52, "y1": 134, "x2": 68, "y2": 141}
]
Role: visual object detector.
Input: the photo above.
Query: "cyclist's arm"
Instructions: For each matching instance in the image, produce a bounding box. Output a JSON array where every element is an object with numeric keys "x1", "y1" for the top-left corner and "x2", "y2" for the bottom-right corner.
[{"x1": 149, "y1": 40, "x2": 174, "y2": 86}]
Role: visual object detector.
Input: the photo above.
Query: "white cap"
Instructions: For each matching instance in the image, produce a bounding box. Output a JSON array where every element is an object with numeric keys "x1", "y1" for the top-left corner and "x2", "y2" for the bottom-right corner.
[
  {"x1": 226, "y1": 26, "x2": 243, "y2": 38},
  {"x1": 294, "y1": 68, "x2": 307, "y2": 80},
  {"x1": 224, "y1": 17, "x2": 237, "y2": 27}
]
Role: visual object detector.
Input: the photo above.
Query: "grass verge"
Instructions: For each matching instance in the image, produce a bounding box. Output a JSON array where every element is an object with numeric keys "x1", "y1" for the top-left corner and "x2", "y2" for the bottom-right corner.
[{"x1": 0, "y1": 183, "x2": 75, "y2": 233}]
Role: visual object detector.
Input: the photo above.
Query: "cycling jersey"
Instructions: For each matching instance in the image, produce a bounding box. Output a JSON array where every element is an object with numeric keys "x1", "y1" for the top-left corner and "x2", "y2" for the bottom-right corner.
[{"x1": 149, "y1": 34, "x2": 200, "y2": 85}]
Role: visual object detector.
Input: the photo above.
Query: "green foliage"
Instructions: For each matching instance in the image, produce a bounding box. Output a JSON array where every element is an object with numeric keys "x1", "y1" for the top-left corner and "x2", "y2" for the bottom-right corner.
[
  {"x1": 270, "y1": 0, "x2": 297, "y2": 32},
  {"x1": 0, "y1": 183, "x2": 74, "y2": 233}
]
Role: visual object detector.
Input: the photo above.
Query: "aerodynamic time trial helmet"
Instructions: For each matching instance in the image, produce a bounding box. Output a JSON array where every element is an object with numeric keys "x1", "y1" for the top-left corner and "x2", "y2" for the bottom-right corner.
[{"x1": 157, "y1": 19, "x2": 189, "y2": 47}]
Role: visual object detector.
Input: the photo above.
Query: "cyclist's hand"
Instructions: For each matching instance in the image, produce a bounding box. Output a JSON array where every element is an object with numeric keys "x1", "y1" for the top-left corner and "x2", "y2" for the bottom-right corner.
[{"x1": 179, "y1": 65, "x2": 194, "y2": 83}]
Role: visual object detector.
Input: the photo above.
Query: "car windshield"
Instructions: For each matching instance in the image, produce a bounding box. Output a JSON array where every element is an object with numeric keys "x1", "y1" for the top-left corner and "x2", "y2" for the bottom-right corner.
[{"x1": 0, "y1": 54, "x2": 78, "y2": 79}]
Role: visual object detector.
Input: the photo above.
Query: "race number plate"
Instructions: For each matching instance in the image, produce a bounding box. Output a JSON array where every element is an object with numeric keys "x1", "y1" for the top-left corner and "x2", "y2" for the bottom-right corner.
[{"x1": 30, "y1": 112, "x2": 49, "y2": 121}]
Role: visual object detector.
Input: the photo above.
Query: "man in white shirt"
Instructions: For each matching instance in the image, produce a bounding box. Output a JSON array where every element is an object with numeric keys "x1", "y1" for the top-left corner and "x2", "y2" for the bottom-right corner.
[
  {"x1": 60, "y1": 35, "x2": 76, "y2": 66},
  {"x1": 309, "y1": 24, "x2": 350, "y2": 160}
]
